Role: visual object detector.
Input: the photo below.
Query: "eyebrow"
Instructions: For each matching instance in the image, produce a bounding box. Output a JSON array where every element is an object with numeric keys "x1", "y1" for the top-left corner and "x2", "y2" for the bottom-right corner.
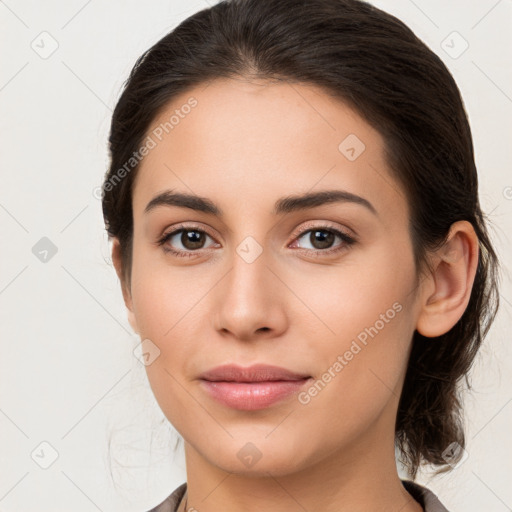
[{"x1": 144, "y1": 189, "x2": 378, "y2": 217}]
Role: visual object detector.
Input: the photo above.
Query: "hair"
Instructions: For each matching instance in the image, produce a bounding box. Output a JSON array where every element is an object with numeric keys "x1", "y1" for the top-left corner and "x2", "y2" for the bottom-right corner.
[{"x1": 102, "y1": 0, "x2": 500, "y2": 480}]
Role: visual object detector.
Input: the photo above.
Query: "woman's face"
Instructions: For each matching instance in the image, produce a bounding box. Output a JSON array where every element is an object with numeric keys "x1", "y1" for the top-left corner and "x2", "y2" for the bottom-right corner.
[{"x1": 121, "y1": 78, "x2": 424, "y2": 476}]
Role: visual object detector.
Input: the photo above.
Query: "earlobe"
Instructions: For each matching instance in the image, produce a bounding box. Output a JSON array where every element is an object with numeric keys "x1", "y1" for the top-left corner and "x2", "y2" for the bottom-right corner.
[
  {"x1": 111, "y1": 237, "x2": 140, "y2": 334},
  {"x1": 416, "y1": 221, "x2": 479, "y2": 338},
  {"x1": 127, "y1": 308, "x2": 139, "y2": 334}
]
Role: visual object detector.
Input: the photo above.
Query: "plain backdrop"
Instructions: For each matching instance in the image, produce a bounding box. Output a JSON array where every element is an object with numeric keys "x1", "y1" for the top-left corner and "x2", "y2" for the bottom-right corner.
[{"x1": 1, "y1": 1, "x2": 511, "y2": 511}]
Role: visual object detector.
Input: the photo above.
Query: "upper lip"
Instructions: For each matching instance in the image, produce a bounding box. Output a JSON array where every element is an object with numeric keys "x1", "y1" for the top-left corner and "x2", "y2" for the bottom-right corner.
[{"x1": 199, "y1": 364, "x2": 311, "y2": 382}]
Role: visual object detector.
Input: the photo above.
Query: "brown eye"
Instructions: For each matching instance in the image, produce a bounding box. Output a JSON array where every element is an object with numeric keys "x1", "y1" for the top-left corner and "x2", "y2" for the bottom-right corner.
[
  {"x1": 157, "y1": 225, "x2": 218, "y2": 257},
  {"x1": 293, "y1": 227, "x2": 355, "y2": 254},
  {"x1": 304, "y1": 229, "x2": 336, "y2": 250},
  {"x1": 177, "y1": 229, "x2": 208, "y2": 250}
]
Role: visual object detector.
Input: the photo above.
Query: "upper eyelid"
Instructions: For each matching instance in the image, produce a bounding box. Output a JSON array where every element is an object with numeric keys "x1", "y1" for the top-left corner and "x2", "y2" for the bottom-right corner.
[{"x1": 289, "y1": 220, "x2": 354, "y2": 240}]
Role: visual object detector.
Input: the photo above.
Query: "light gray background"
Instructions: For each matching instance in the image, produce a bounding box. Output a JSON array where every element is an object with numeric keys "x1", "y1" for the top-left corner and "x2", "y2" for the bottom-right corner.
[{"x1": 1, "y1": 0, "x2": 511, "y2": 510}]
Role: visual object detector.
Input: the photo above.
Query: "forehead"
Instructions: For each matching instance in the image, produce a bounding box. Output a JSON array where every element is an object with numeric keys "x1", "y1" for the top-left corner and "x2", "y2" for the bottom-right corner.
[{"x1": 132, "y1": 78, "x2": 407, "y2": 225}]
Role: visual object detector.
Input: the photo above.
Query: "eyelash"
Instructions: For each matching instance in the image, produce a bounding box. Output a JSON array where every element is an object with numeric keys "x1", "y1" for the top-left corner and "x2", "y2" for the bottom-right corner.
[{"x1": 156, "y1": 222, "x2": 356, "y2": 259}]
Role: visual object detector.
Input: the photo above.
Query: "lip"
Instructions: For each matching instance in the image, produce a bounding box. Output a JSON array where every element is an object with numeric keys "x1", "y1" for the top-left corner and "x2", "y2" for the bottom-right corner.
[
  {"x1": 199, "y1": 363, "x2": 311, "y2": 382},
  {"x1": 198, "y1": 364, "x2": 312, "y2": 411}
]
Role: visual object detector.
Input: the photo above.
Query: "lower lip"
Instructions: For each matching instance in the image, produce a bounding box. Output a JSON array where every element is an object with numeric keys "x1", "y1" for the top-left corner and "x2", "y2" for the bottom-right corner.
[{"x1": 199, "y1": 378, "x2": 311, "y2": 410}]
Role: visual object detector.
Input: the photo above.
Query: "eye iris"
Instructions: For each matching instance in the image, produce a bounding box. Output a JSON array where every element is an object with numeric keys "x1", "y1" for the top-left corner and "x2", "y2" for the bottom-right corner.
[
  {"x1": 311, "y1": 230, "x2": 334, "y2": 249},
  {"x1": 182, "y1": 230, "x2": 205, "y2": 249}
]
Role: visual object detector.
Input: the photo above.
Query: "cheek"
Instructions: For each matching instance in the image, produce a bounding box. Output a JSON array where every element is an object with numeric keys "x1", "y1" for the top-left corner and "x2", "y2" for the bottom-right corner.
[
  {"x1": 129, "y1": 245, "x2": 202, "y2": 340},
  {"x1": 129, "y1": 253, "x2": 212, "y2": 395},
  {"x1": 130, "y1": 267, "x2": 204, "y2": 433},
  {"x1": 130, "y1": 270, "x2": 205, "y2": 377},
  {"x1": 289, "y1": 247, "x2": 416, "y2": 414},
  {"x1": 289, "y1": 239, "x2": 415, "y2": 346},
  {"x1": 294, "y1": 301, "x2": 413, "y2": 450}
]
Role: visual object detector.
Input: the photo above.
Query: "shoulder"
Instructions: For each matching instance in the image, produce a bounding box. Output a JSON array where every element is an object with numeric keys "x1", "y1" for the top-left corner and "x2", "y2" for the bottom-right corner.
[
  {"x1": 401, "y1": 479, "x2": 451, "y2": 512},
  {"x1": 146, "y1": 482, "x2": 187, "y2": 512}
]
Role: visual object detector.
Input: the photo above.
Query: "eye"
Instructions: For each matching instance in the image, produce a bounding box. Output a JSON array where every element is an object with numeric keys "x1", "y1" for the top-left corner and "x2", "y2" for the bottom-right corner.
[
  {"x1": 156, "y1": 222, "x2": 356, "y2": 259},
  {"x1": 289, "y1": 224, "x2": 356, "y2": 256},
  {"x1": 156, "y1": 224, "x2": 218, "y2": 258}
]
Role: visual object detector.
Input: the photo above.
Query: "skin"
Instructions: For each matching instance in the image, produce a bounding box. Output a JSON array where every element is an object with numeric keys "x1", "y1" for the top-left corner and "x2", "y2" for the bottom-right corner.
[{"x1": 112, "y1": 78, "x2": 479, "y2": 512}]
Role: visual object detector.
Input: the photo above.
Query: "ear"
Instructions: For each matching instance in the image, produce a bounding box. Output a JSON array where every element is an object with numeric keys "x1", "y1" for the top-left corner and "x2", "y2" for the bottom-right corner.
[
  {"x1": 111, "y1": 238, "x2": 139, "y2": 334},
  {"x1": 416, "y1": 220, "x2": 479, "y2": 338}
]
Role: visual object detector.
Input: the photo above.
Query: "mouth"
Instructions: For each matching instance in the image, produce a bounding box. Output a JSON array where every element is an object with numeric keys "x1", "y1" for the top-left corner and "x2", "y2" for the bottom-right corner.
[
  {"x1": 199, "y1": 378, "x2": 312, "y2": 410},
  {"x1": 198, "y1": 364, "x2": 312, "y2": 410}
]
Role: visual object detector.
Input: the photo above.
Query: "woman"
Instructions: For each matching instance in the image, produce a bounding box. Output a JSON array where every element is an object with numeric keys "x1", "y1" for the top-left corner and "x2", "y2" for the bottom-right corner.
[{"x1": 101, "y1": 0, "x2": 500, "y2": 510}]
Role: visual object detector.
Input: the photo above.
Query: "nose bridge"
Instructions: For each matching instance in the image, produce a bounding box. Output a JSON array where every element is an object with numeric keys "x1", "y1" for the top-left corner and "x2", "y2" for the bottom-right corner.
[
  {"x1": 212, "y1": 232, "x2": 286, "y2": 339},
  {"x1": 223, "y1": 211, "x2": 275, "y2": 290},
  {"x1": 226, "y1": 235, "x2": 274, "y2": 307}
]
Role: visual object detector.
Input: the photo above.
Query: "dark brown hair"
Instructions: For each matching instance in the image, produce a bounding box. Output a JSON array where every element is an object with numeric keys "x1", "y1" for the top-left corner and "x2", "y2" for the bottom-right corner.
[{"x1": 102, "y1": 0, "x2": 500, "y2": 479}]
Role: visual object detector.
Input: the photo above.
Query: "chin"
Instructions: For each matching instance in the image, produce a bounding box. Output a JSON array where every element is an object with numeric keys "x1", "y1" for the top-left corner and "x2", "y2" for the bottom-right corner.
[{"x1": 201, "y1": 436, "x2": 311, "y2": 477}]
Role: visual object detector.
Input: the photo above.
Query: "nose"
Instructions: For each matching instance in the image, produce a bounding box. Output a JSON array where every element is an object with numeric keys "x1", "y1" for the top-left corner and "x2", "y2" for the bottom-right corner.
[{"x1": 212, "y1": 245, "x2": 288, "y2": 342}]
